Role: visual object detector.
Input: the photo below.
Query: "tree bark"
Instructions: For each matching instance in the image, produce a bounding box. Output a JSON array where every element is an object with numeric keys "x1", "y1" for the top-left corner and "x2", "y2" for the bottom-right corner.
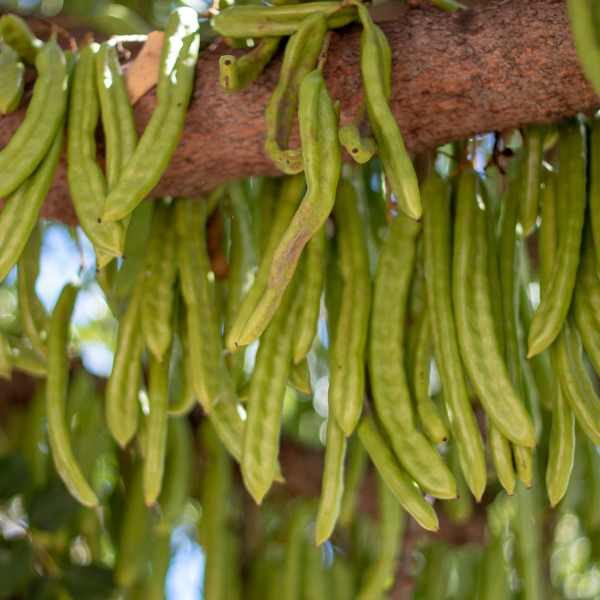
[{"x1": 0, "y1": 0, "x2": 597, "y2": 224}]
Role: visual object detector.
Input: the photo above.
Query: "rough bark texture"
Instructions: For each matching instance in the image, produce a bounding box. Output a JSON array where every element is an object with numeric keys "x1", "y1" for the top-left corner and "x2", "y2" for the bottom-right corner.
[{"x1": 0, "y1": 0, "x2": 597, "y2": 224}]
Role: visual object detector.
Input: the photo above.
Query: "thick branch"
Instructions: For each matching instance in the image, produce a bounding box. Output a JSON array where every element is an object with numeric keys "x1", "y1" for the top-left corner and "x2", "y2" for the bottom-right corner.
[{"x1": 0, "y1": 0, "x2": 597, "y2": 223}]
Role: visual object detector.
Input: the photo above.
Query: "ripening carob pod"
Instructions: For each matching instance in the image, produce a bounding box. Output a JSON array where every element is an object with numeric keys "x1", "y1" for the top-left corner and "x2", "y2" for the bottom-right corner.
[
  {"x1": 17, "y1": 224, "x2": 48, "y2": 359},
  {"x1": 329, "y1": 179, "x2": 371, "y2": 437},
  {"x1": 527, "y1": 123, "x2": 586, "y2": 358},
  {"x1": 95, "y1": 43, "x2": 137, "y2": 192},
  {"x1": 143, "y1": 348, "x2": 172, "y2": 505},
  {"x1": 369, "y1": 205, "x2": 456, "y2": 499},
  {"x1": 225, "y1": 181, "x2": 258, "y2": 386},
  {"x1": 175, "y1": 197, "x2": 238, "y2": 415},
  {"x1": 422, "y1": 171, "x2": 486, "y2": 500},
  {"x1": 211, "y1": 2, "x2": 357, "y2": 38},
  {"x1": 102, "y1": 8, "x2": 200, "y2": 223},
  {"x1": 358, "y1": 415, "x2": 439, "y2": 531},
  {"x1": 68, "y1": 44, "x2": 124, "y2": 267},
  {"x1": 497, "y1": 180, "x2": 534, "y2": 487},
  {"x1": 314, "y1": 415, "x2": 346, "y2": 544},
  {"x1": 200, "y1": 421, "x2": 233, "y2": 600},
  {"x1": 0, "y1": 121, "x2": 63, "y2": 281},
  {"x1": 220, "y1": 37, "x2": 281, "y2": 92},
  {"x1": 0, "y1": 42, "x2": 24, "y2": 114},
  {"x1": 263, "y1": 14, "x2": 327, "y2": 174},
  {"x1": 411, "y1": 309, "x2": 449, "y2": 446},
  {"x1": 483, "y1": 181, "x2": 517, "y2": 495},
  {"x1": 293, "y1": 225, "x2": 326, "y2": 365},
  {"x1": 241, "y1": 275, "x2": 300, "y2": 504},
  {"x1": 540, "y1": 127, "x2": 600, "y2": 448},
  {"x1": 236, "y1": 69, "x2": 341, "y2": 345},
  {"x1": 105, "y1": 279, "x2": 145, "y2": 448},
  {"x1": 226, "y1": 175, "x2": 304, "y2": 352},
  {"x1": 357, "y1": 4, "x2": 421, "y2": 220},
  {"x1": 567, "y1": 0, "x2": 600, "y2": 96},
  {"x1": 0, "y1": 38, "x2": 67, "y2": 198},
  {"x1": 540, "y1": 171, "x2": 575, "y2": 506},
  {"x1": 0, "y1": 14, "x2": 42, "y2": 64},
  {"x1": 519, "y1": 127, "x2": 544, "y2": 236},
  {"x1": 452, "y1": 169, "x2": 535, "y2": 448},
  {"x1": 46, "y1": 284, "x2": 98, "y2": 507},
  {"x1": 356, "y1": 475, "x2": 405, "y2": 600},
  {"x1": 140, "y1": 202, "x2": 178, "y2": 362}
]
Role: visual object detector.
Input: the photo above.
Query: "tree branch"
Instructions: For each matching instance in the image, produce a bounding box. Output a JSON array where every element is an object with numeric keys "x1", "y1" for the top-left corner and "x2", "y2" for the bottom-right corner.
[{"x1": 0, "y1": 0, "x2": 596, "y2": 225}]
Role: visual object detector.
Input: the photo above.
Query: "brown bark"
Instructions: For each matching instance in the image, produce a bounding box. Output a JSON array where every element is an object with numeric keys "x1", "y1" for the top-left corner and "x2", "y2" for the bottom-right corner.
[{"x1": 0, "y1": 0, "x2": 597, "y2": 224}]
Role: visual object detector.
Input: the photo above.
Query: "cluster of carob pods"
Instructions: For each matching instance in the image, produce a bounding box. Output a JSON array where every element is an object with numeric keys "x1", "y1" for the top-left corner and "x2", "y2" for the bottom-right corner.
[{"x1": 1, "y1": 0, "x2": 600, "y2": 581}]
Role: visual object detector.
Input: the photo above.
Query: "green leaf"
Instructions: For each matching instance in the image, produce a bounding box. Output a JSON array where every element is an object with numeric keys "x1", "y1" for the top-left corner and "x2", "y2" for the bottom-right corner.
[
  {"x1": 27, "y1": 577, "x2": 67, "y2": 600},
  {"x1": 67, "y1": 370, "x2": 116, "y2": 489},
  {"x1": 0, "y1": 453, "x2": 31, "y2": 500},
  {"x1": 27, "y1": 480, "x2": 80, "y2": 532},
  {"x1": 107, "y1": 201, "x2": 155, "y2": 318},
  {"x1": 0, "y1": 538, "x2": 33, "y2": 595},
  {"x1": 62, "y1": 564, "x2": 115, "y2": 600}
]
